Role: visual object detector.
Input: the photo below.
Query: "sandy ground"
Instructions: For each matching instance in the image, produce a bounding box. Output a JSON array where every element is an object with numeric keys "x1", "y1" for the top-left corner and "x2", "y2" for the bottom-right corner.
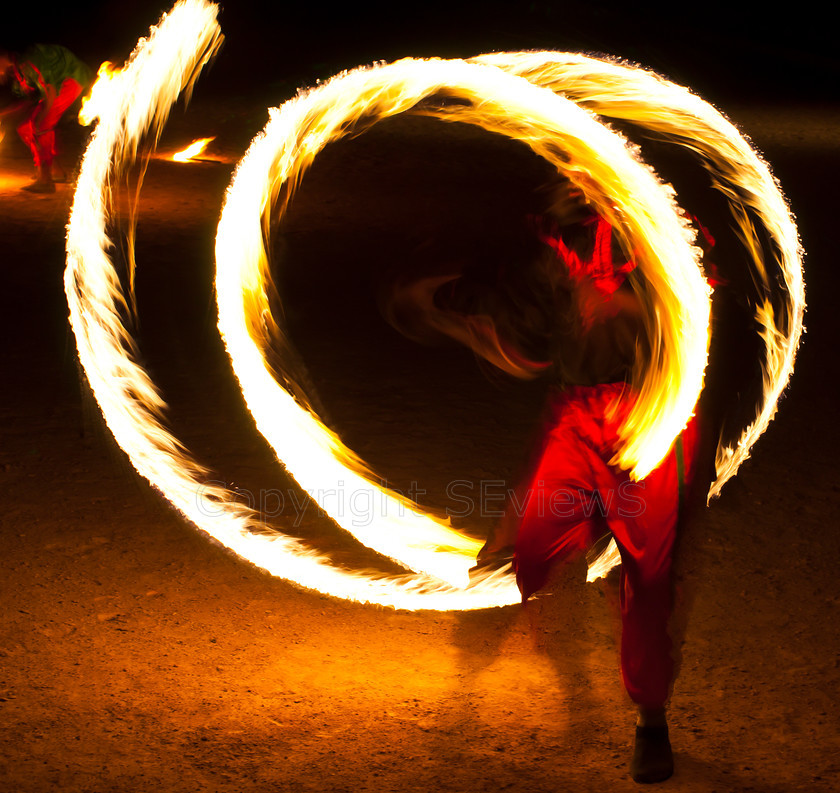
[{"x1": 1, "y1": 92, "x2": 839, "y2": 793}]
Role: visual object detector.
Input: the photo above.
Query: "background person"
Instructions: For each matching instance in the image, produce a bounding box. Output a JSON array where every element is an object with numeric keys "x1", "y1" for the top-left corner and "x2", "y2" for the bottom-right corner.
[{"x1": 0, "y1": 44, "x2": 92, "y2": 192}]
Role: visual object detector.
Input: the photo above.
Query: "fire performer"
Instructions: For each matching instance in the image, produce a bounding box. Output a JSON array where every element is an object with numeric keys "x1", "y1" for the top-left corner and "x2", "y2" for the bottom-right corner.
[
  {"x1": 383, "y1": 184, "x2": 709, "y2": 784},
  {"x1": 0, "y1": 44, "x2": 92, "y2": 192}
]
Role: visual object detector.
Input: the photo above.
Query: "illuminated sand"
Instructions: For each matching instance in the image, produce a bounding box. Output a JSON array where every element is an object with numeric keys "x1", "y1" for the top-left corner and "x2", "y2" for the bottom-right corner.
[
  {"x1": 0, "y1": 0, "x2": 837, "y2": 770},
  {"x1": 0, "y1": 100, "x2": 838, "y2": 791},
  {"x1": 0, "y1": 2, "x2": 835, "y2": 790}
]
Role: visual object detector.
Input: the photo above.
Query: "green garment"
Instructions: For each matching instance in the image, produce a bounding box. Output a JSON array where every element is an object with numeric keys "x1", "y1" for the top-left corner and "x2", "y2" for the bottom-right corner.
[{"x1": 13, "y1": 44, "x2": 92, "y2": 99}]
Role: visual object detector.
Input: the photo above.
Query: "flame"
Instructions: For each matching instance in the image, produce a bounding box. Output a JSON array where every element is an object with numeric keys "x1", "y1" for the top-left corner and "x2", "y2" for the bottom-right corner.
[
  {"x1": 172, "y1": 136, "x2": 215, "y2": 161},
  {"x1": 78, "y1": 61, "x2": 122, "y2": 126},
  {"x1": 65, "y1": 2, "x2": 801, "y2": 607},
  {"x1": 468, "y1": 52, "x2": 804, "y2": 497},
  {"x1": 64, "y1": 2, "x2": 519, "y2": 608},
  {"x1": 215, "y1": 56, "x2": 709, "y2": 593}
]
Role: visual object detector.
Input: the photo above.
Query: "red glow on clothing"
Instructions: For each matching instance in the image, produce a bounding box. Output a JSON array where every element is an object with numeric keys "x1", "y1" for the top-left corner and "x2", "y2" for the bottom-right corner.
[
  {"x1": 16, "y1": 77, "x2": 82, "y2": 168},
  {"x1": 513, "y1": 384, "x2": 702, "y2": 708},
  {"x1": 535, "y1": 214, "x2": 637, "y2": 297}
]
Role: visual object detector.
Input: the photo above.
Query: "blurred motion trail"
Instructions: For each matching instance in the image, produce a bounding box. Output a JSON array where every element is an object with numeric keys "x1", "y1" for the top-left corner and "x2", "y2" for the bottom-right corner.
[{"x1": 0, "y1": 95, "x2": 838, "y2": 792}]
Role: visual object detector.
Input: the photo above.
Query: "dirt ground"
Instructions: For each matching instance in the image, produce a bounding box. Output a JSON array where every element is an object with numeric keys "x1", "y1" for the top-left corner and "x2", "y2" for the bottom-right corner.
[{"x1": 1, "y1": 88, "x2": 839, "y2": 793}]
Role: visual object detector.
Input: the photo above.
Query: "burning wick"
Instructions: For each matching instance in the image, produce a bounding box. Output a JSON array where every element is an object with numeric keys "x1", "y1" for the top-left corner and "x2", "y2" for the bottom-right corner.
[
  {"x1": 78, "y1": 61, "x2": 121, "y2": 126},
  {"x1": 172, "y1": 136, "x2": 215, "y2": 162}
]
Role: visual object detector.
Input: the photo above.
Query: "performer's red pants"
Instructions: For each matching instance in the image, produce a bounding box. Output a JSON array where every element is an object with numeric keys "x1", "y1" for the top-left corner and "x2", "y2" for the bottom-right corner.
[
  {"x1": 17, "y1": 78, "x2": 83, "y2": 169},
  {"x1": 513, "y1": 383, "x2": 700, "y2": 709}
]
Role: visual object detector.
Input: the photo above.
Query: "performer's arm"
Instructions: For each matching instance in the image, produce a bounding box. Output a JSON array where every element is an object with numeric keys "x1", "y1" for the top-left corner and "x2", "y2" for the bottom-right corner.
[{"x1": 385, "y1": 273, "x2": 551, "y2": 379}]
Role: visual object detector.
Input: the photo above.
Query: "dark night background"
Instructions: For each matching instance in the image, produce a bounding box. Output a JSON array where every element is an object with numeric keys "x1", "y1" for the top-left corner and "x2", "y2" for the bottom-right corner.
[
  {"x1": 6, "y1": 1, "x2": 837, "y2": 104},
  {"x1": 2, "y1": 2, "x2": 839, "y2": 791}
]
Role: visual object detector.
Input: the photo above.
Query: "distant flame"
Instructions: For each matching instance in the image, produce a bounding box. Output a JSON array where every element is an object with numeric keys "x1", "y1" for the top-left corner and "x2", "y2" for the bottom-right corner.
[
  {"x1": 66, "y1": 2, "x2": 801, "y2": 605},
  {"x1": 78, "y1": 61, "x2": 121, "y2": 126},
  {"x1": 172, "y1": 136, "x2": 215, "y2": 161}
]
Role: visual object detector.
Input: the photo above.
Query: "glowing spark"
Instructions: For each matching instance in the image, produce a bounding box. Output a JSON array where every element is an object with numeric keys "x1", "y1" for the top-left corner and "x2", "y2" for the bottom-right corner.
[
  {"x1": 78, "y1": 61, "x2": 121, "y2": 126},
  {"x1": 66, "y1": 2, "x2": 801, "y2": 607},
  {"x1": 172, "y1": 136, "x2": 215, "y2": 161}
]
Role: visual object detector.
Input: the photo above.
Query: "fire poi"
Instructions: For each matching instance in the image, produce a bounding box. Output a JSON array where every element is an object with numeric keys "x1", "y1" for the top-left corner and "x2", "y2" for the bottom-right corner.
[
  {"x1": 78, "y1": 61, "x2": 119, "y2": 127},
  {"x1": 65, "y1": 0, "x2": 803, "y2": 612}
]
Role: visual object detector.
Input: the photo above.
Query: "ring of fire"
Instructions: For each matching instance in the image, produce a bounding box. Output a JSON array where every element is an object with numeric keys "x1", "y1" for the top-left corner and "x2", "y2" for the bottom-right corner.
[{"x1": 65, "y1": 0, "x2": 802, "y2": 610}]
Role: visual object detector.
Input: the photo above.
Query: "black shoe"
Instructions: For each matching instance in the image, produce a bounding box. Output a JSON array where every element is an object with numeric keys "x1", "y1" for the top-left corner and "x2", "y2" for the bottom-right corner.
[{"x1": 630, "y1": 724, "x2": 673, "y2": 784}]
